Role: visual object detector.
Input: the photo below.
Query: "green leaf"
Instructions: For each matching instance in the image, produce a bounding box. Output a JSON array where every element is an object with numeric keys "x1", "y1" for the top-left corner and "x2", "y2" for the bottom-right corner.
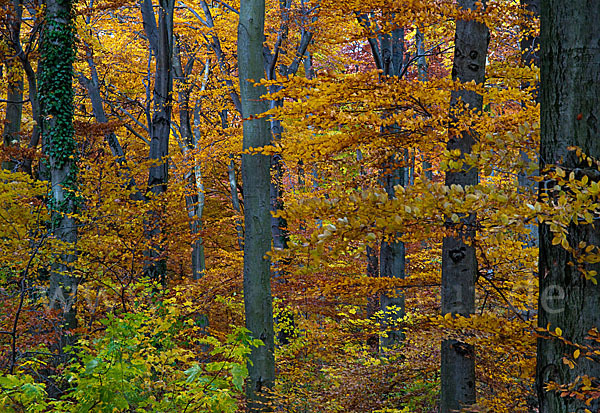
[
  {"x1": 230, "y1": 364, "x2": 247, "y2": 391},
  {"x1": 185, "y1": 364, "x2": 203, "y2": 383}
]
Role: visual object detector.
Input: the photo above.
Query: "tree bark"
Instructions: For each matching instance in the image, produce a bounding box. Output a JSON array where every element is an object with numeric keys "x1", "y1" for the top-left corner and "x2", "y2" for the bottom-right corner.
[
  {"x1": 536, "y1": 1, "x2": 600, "y2": 411},
  {"x1": 238, "y1": 0, "x2": 275, "y2": 408},
  {"x1": 379, "y1": 26, "x2": 408, "y2": 351},
  {"x1": 173, "y1": 41, "x2": 206, "y2": 280},
  {"x1": 358, "y1": 19, "x2": 408, "y2": 350},
  {"x1": 141, "y1": 0, "x2": 175, "y2": 285},
  {"x1": 2, "y1": 0, "x2": 24, "y2": 171},
  {"x1": 416, "y1": 27, "x2": 434, "y2": 181},
  {"x1": 518, "y1": 0, "x2": 540, "y2": 247},
  {"x1": 2, "y1": 63, "x2": 23, "y2": 171},
  {"x1": 39, "y1": 0, "x2": 78, "y2": 351},
  {"x1": 379, "y1": 156, "x2": 407, "y2": 350},
  {"x1": 440, "y1": 1, "x2": 489, "y2": 411}
]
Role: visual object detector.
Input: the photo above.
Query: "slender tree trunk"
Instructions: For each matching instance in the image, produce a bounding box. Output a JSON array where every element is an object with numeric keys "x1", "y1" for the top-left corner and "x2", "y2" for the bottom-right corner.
[
  {"x1": 379, "y1": 156, "x2": 407, "y2": 349},
  {"x1": 173, "y1": 42, "x2": 206, "y2": 280},
  {"x1": 416, "y1": 28, "x2": 433, "y2": 184},
  {"x1": 39, "y1": 0, "x2": 78, "y2": 351},
  {"x1": 378, "y1": 26, "x2": 408, "y2": 351},
  {"x1": 357, "y1": 19, "x2": 408, "y2": 350},
  {"x1": 2, "y1": 65, "x2": 23, "y2": 171},
  {"x1": 15, "y1": 46, "x2": 40, "y2": 176},
  {"x1": 79, "y1": 54, "x2": 145, "y2": 201},
  {"x1": 440, "y1": 1, "x2": 489, "y2": 411},
  {"x1": 518, "y1": 0, "x2": 540, "y2": 247},
  {"x1": 238, "y1": 0, "x2": 275, "y2": 407},
  {"x1": 220, "y1": 110, "x2": 244, "y2": 250},
  {"x1": 228, "y1": 156, "x2": 244, "y2": 250},
  {"x1": 2, "y1": 0, "x2": 24, "y2": 171},
  {"x1": 141, "y1": 0, "x2": 175, "y2": 285},
  {"x1": 536, "y1": 1, "x2": 600, "y2": 411},
  {"x1": 188, "y1": 102, "x2": 206, "y2": 280}
]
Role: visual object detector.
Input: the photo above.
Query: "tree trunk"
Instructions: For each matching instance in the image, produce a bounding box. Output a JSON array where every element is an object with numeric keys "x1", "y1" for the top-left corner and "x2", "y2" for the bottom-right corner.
[
  {"x1": 228, "y1": 156, "x2": 244, "y2": 250},
  {"x1": 2, "y1": 64, "x2": 23, "y2": 171},
  {"x1": 15, "y1": 44, "x2": 40, "y2": 176},
  {"x1": 536, "y1": 1, "x2": 600, "y2": 411},
  {"x1": 238, "y1": 0, "x2": 275, "y2": 408},
  {"x1": 219, "y1": 110, "x2": 244, "y2": 250},
  {"x1": 141, "y1": 0, "x2": 175, "y2": 285},
  {"x1": 379, "y1": 156, "x2": 407, "y2": 350},
  {"x1": 518, "y1": 0, "x2": 540, "y2": 247},
  {"x1": 357, "y1": 18, "x2": 408, "y2": 350},
  {"x1": 2, "y1": 0, "x2": 24, "y2": 171},
  {"x1": 79, "y1": 53, "x2": 144, "y2": 201},
  {"x1": 416, "y1": 27, "x2": 434, "y2": 181},
  {"x1": 173, "y1": 42, "x2": 206, "y2": 280},
  {"x1": 39, "y1": 0, "x2": 78, "y2": 351},
  {"x1": 378, "y1": 26, "x2": 408, "y2": 351},
  {"x1": 440, "y1": 1, "x2": 489, "y2": 411}
]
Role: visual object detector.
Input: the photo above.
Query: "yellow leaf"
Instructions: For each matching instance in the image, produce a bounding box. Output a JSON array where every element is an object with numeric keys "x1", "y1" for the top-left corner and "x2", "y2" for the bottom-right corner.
[
  {"x1": 574, "y1": 349, "x2": 581, "y2": 359},
  {"x1": 555, "y1": 327, "x2": 562, "y2": 336}
]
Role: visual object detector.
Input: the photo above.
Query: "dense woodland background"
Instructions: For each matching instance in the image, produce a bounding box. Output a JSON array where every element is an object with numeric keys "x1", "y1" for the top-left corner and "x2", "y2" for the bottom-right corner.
[{"x1": 0, "y1": 0, "x2": 599, "y2": 411}]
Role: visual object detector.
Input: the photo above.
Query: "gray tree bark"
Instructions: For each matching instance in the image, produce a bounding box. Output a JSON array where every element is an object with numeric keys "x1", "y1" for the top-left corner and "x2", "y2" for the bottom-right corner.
[
  {"x1": 78, "y1": 42, "x2": 147, "y2": 203},
  {"x1": 222, "y1": 111, "x2": 245, "y2": 251},
  {"x1": 173, "y1": 41, "x2": 206, "y2": 280},
  {"x1": 140, "y1": 0, "x2": 175, "y2": 285},
  {"x1": 379, "y1": 27, "x2": 408, "y2": 351},
  {"x1": 518, "y1": 0, "x2": 540, "y2": 247},
  {"x1": 39, "y1": 0, "x2": 78, "y2": 350},
  {"x1": 357, "y1": 15, "x2": 408, "y2": 350},
  {"x1": 416, "y1": 27, "x2": 434, "y2": 181},
  {"x1": 440, "y1": 1, "x2": 489, "y2": 411},
  {"x1": 536, "y1": 1, "x2": 600, "y2": 412},
  {"x1": 238, "y1": 0, "x2": 275, "y2": 408},
  {"x1": 5, "y1": 0, "x2": 41, "y2": 176},
  {"x1": 379, "y1": 156, "x2": 407, "y2": 349},
  {"x1": 15, "y1": 39, "x2": 40, "y2": 176}
]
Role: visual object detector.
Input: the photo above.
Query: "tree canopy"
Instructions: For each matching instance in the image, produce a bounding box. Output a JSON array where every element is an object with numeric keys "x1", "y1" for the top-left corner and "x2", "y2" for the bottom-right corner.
[{"x1": 0, "y1": 0, "x2": 599, "y2": 412}]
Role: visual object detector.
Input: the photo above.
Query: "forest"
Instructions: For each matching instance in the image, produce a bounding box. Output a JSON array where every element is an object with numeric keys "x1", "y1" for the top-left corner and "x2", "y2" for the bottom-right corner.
[{"x1": 0, "y1": 0, "x2": 599, "y2": 411}]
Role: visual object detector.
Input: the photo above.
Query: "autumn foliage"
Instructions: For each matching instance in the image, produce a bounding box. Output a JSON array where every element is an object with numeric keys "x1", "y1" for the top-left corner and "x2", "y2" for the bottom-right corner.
[{"x1": 1, "y1": 0, "x2": 599, "y2": 411}]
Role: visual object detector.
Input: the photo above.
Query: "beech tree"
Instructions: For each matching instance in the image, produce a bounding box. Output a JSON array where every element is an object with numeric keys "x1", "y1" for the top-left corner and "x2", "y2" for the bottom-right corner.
[
  {"x1": 238, "y1": 0, "x2": 275, "y2": 407},
  {"x1": 356, "y1": 17, "x2": 408, "y2": 349},
  {"x1": 440, "y1": 0, "x2": 489, "y2": 411},
  {"x1": 39, "y1": 0, "x2": 78, "y2": 349},
  {"x1": 140, "y1": 0, "x2": 175, "y2": 285},
  {"x1": 1, "y1": 0, "x2": 23, "y2": 172},
  {"x1": 536, "y1": 0, "x2": 600, "y2": 411}
]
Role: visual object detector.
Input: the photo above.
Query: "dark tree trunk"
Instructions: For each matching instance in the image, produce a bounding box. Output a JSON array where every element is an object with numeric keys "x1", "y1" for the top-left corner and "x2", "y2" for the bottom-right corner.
[
  {"x1": 15, "y1": 47, "x2": 40, "y2": 176},
  {"x1": 141, "y1": 0, "x2": 175, "y2": 285},
  {"x1": 2, "y1": 0, "x2": 24, "y2": 171},
  {"x1": 379, "y1": 157, "x2": 407, "y2": 350},
  {"x1": 238, "y1": 0, "x2": 275, "y2": 408},
  {"x1": 440, "y1": 1, "x2": 489, "y2": 411},
  {"x1": 536, "y1": 1, "x2": 600, "y2": 412},
  {"x1": 518, "y1": 0, "x2": 540, "y2": 246},
  {"x1": 378, "y1": 27, "x2": 408, "y2": 351},
  {"x1": 2, "y1": 64, "x2": 23, "y2": 171}
]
